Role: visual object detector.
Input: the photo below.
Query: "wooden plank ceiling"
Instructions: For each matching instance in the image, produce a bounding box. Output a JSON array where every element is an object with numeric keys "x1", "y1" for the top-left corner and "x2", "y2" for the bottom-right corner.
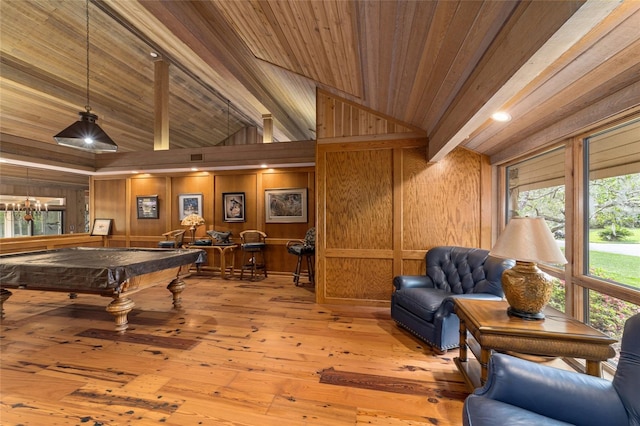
[{"x1": 1, "y1": 0, "x2": 639, "y2": 177}]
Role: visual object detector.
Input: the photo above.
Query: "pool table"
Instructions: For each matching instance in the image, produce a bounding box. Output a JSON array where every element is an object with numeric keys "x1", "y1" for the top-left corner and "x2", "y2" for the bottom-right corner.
[{"x1": 0, "y1": 247, "x2": 204, "y2": 332}]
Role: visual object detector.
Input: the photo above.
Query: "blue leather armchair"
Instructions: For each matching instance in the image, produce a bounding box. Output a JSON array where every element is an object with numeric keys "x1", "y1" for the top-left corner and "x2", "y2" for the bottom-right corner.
[
  {"x1": 391, "y1": 246, "x2": 513, "y2": 353},
  {"x1": 463, "y1": 313, "x2": 640, "y2": 426}
]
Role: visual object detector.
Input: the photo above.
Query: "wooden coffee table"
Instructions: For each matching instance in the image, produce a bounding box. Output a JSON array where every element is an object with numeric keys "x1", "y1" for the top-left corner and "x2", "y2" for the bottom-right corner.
[
  {"x1": 453, "y1": 299, "x2": 617, "y2": 391},
  {"x1": 188, "y1": 244, "x2": 238, "y2": 279}
]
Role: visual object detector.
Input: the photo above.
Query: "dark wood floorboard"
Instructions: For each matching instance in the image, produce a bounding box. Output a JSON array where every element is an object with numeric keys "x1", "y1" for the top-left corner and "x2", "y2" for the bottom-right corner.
[{"x1": 1, "y1": 273, "x2": 468, "y2": 425}]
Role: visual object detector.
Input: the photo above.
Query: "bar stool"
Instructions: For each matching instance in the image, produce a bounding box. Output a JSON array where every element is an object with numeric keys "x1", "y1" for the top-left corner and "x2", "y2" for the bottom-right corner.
[
  {"x1": 239, "y1": 230, "x2": 267, "y2": 280},
  {"x1": 286, "y1": 227, "x2": 315, "y2": 286}
]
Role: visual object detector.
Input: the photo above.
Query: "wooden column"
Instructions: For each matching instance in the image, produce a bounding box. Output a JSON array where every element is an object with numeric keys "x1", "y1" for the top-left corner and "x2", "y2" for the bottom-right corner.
[
  {"x1": 154, "y1": 59, "x2": 170, "y2": 151},
  {"x1": 262, "y1": 114, "x2": 273, "y2": 143}
]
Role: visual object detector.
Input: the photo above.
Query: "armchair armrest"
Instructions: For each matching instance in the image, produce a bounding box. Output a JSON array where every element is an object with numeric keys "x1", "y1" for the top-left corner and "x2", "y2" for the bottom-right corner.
[
  {"x1": 286, "y1": 239, "x2": 305, "y2": 249},
  {"x1": 393, "y1": 275, "x2": 435, "y2": 290},
  {"x1": 473, "y1": 353, "x2": 628, "y2": 426},
  {"x1": 162, "y1": 230, "x2": 182, "y2": 239},
  {"x1": 437, "y1": 293, "x2": 503, "y2": 319}
]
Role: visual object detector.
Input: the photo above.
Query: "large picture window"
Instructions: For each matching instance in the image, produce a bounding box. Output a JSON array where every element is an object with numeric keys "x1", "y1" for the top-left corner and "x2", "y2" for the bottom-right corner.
[
  {"x1": 583, "y1": 119, "x2": 640, "y2": 363},
  {"x1": 500, "y1": 117, "x2": 640, "y2": 369},
  {"x1": 585, "y1": 119, "x2": 640, "y2": 288}
]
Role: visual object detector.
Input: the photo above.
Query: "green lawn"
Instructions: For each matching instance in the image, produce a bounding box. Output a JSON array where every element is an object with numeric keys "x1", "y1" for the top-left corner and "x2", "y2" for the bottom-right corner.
[
  {"x1": 578, "y1": 228, "x2": 640, "y2": 288},
  {"x1": 589, "y1": 251, "x2": 640, "y2": 288},
  {"x1": 589, "y1": 228, "x2": 640, "y2": 243}
]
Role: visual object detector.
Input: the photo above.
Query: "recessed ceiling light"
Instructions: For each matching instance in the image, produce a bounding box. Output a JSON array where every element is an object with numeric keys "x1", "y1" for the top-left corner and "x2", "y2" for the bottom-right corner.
[
  {"x1": 491, "y1": 111, "x2": 512, "y2": 122},
  {"x1": 261, "y1": 164, "x2": 268, "y2": 169},
  {"x1": 150, "y1": 52, "x2": 159, "y2": 58}
]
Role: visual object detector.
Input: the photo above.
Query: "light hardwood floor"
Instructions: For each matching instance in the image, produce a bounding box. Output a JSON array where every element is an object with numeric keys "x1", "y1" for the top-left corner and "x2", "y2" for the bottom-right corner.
[{"x1": 1, "y1": 273, "x2": 467, "y2": 425}]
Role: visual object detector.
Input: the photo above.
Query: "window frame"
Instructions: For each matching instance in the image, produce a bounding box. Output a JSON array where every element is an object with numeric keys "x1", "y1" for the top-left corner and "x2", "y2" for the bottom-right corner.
[{"x1": 496, "y1": 116, "x2": 640, "y2": 322}]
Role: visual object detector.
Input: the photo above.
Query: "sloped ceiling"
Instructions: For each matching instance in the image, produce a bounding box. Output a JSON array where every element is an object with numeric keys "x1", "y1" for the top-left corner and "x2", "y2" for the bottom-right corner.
[{"x1": 1, "y1": 0, "x2": 639, "y2": 177}]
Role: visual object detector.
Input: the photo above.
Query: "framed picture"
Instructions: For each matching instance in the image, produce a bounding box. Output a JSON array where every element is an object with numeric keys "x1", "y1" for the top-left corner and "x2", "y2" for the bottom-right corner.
[
  {"x1": 136, "y1": 195, "x2": 159, "y2": 219},
  {"x1": 179, "y1": 193, "x2": 202, "y2": 220},
  {"x1": 223, "y1": 192, "x2": 245, "y2": 222},
  {"x1": 91, "y1": 218, "x2": 112, "y2": 236},
  {"x1": 265, "y1": 188, "x2": 308, "y2": 223}
]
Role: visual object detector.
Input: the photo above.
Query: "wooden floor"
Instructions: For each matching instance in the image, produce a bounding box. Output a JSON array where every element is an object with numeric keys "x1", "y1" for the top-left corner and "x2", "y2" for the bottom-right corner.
[{"x1": 1, "y1": 273, "x2": 468, "y2": 425}]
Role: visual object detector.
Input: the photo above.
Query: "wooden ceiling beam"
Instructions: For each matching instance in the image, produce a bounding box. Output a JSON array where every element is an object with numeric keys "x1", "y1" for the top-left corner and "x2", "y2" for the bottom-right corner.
[
  {"x1": 93, "y1": 140, "x2": 316, "y2": 174},
  {"x1": 427, "y1": 0, "x2": 619, "y2": 163},
  {"x1": 489, "y1": 83, "x2": 640, "y2": 165},
  {"x1": 153, "y1": 59, "x2": 170, "y2": 151},
  {"x1": 129, "y1": 0, "x2": 311, "y2": 142}
]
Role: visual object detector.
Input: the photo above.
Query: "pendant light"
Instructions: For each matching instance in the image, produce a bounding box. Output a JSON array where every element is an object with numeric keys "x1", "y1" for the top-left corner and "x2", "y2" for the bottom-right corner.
[{"x1": 54, "y1": 0, "x2": 118, "y2": 153}]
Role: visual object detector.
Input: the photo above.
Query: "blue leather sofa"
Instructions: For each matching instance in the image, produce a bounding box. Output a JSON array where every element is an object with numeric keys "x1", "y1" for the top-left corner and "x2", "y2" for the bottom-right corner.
[
  {"x1": 391, "y1": 246, "x2": 513, "y2": 353},
  {"x1": 463, "y1": 313, "x2": 640, "y2": 426}
]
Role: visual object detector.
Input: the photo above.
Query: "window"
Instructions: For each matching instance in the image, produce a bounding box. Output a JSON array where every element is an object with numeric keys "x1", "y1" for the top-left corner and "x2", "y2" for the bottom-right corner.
[
  {"x1": 499, "y1": 116, "x2": 640, "y2": 371},
  {"x1": 1, "y1": 197, "x2": 65, "y2": 237},
  {"x1": 583, "y1": 119, "x2": 640, "y2": 356},
  {"x1": 587, "y1": 288, "x2": 639, "y2": 367},
  {"x1": 1, "y1": 210, "x2": 63, "y2": 237},
  {"x1": 585, "y1": 119, "x2": 640, "y2": 288},
  {"x1": 506, "y1": 147, "x2": 566, "y2": 311}
]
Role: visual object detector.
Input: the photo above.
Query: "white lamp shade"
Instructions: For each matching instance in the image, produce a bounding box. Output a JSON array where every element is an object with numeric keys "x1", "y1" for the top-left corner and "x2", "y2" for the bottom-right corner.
[
  {"x1": 490, "y1": 217, "x2": 567, "y2": 265},
  {"x1": 181, "y1": 214, "x2": 205, "y2": 227}
]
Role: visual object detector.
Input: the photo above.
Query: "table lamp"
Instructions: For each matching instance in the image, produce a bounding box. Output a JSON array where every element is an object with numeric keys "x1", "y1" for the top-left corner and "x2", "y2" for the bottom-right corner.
[
  {"x1": 181, "y1": 213, "x2": 205, "y2": 244},
  {"x1": 490, "y1": 216, "x2": 567, "y2": 320}
]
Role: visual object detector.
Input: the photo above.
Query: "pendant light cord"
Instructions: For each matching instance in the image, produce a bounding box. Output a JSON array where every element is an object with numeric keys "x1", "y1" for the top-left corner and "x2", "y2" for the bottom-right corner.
[{"x1": 85, "y1": 0, "x2": 91, "y2": 113}]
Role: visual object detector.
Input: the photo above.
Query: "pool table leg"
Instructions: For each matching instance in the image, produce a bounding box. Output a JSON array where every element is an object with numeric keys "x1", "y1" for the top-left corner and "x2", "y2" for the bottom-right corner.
[
  {"x1": 167, "y1": 277, "x2": 186, "y2": 309},
  {"x1": 0, "y1": 288, "x2": 13, "y2": 319},
  {"x1": 105, "y1": 296, "x2": 135, "y2": 332}
]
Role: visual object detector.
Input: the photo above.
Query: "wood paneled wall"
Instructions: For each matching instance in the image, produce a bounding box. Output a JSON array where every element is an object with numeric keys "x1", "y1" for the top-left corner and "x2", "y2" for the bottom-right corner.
[
  {"x1": 90, "y1": 167, "x2": 315, "y2": 275},
  {"x1": 0, "y1": 234, "x2": 104, "y2": 254},
  {"x1": 316, "y1": 92, "x2": 491, "y2": 306},
  {"x1": 317, "y1": 89, "x2": 423, "y2": 139}
]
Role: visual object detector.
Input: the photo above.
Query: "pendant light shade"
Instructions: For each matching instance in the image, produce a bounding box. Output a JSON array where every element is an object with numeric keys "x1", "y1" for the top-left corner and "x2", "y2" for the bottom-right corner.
[
  {"x1": 54, "y1": 0, "x2": 117, "y2": 153},
  {"x1": 54, "y1": 111, "x2": 118, "y2": 153}
]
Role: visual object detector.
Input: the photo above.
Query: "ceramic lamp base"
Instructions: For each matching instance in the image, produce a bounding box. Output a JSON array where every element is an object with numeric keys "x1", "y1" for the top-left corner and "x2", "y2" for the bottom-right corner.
[{"x1": 502, "y1": 261, "x2": 552, "y2": 321}]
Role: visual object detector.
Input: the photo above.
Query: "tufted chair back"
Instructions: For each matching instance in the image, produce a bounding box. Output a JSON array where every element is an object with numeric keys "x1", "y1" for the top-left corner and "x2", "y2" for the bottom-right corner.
[
  {"x1": 303, "y1": 227, "x2": 316, "y2": 247},
  {"x1": 424, "y1": 246, "x2": 506, "y2": 297},
  {"x1": 392, "y1": 245, "x2": 513, "y2": 353}
]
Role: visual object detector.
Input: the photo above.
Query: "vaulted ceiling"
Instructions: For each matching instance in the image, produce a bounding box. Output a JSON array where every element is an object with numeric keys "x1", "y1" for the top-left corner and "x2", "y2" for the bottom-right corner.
[{"x1": 1, "y1": 0, "x2": 639, "y2": 178}]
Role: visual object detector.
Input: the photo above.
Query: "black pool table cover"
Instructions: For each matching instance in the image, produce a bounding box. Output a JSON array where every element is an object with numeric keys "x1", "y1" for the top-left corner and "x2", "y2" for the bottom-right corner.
[{"x1": 0, "y1": 247, "x2": 203, "y2": 293}]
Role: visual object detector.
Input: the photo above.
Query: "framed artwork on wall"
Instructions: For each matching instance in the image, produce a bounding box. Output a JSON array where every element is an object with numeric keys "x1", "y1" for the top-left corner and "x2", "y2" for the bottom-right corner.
[
  {"x1": 91, "y1": 218, "x2": 112, "y2": 236},
  {"x1": 265, "y1": 188, "x2": 308, "y2": 223},
  {"x1": 179, "y1": 193, "x2": 203, "y2": 220},
  {"x1": 223, "y1": 192, "x2": 245, "y2": 222},
  {"x1": 136, "y1": 195, "x2": 159, "y2": 219}
]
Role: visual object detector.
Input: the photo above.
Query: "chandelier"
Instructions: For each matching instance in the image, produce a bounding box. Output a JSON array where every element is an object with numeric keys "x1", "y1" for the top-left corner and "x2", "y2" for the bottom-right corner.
[
  {"x1": 3, "y1": 169, "x2": 48, "y2": 222},
  {"x1": 4, "y1": 198, "x2": 47, "y2": 222}
]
